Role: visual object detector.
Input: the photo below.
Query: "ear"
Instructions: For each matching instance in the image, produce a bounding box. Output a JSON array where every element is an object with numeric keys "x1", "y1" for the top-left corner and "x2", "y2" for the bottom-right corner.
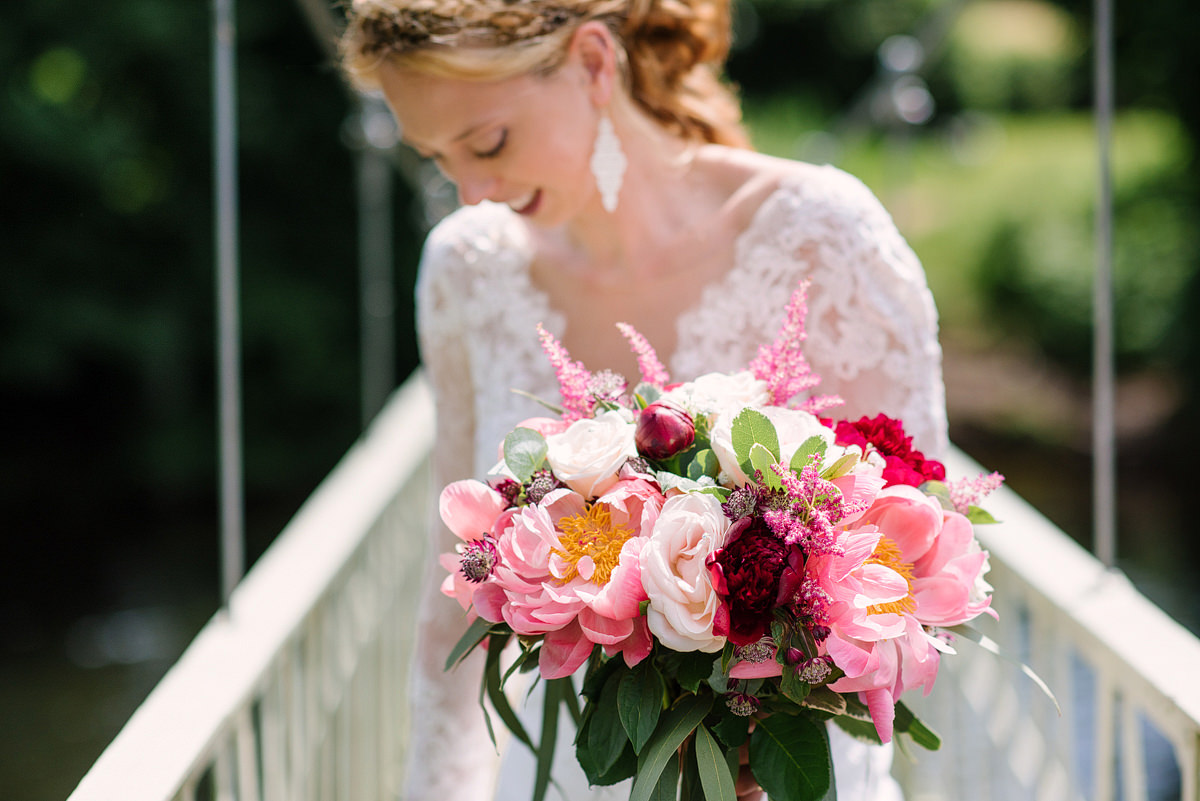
[{"x1": 568, "y1": 20, "x2": 617, "y2": 107}]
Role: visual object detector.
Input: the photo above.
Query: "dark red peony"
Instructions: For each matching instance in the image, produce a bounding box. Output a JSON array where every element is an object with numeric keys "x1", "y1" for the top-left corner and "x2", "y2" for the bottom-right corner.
[
  {"x1": 833, "y1": 414, "x2": 945, "y2": 487},
  {"x1": 707, "y1": 517, "x2": 804, "y2": 646}
]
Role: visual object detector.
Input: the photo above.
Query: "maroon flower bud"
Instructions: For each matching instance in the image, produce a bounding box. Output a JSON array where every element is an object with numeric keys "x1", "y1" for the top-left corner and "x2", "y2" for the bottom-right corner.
[
  {"x1": 785, "y1": 647, "x2": 804, "y2": 665},
  {"x1": 635, "y1": 401, "x2": 695, "y2": 460}
]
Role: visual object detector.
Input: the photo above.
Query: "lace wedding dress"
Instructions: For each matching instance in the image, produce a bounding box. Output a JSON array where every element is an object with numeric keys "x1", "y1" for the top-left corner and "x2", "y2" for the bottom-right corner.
[{"x1": 405, "y1": 164, "x2": 946, "y2": 801}]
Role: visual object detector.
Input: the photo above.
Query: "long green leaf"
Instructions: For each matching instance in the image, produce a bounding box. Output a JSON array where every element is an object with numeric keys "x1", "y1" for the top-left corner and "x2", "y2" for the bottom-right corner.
[
  {"x1": 647, "y1": 750, "x2": 680, "y2": 801},
  {"x1": 587, "y1": 669, "x2": 630, "y2": 776},
  {"x1": 619, "y1": 658, "x2": 664, "y2": 754},
  {"x1": 532, "y1": 678, "x2": 564, "y2": 801},
  {"x1": 693, "y1": 724, "x2": 737, "y2": 801},
  {"x1": 444, "y1": 616, "x2": 498, "y2": 671},
  {"x1": 948, "y1": 624, "x2": 1061, "y2": 714},
  {"x1": 484, "y1": 634, "x2": 534, "y2": 751},
  {"x1": 893, "y1": 701, "x2": 941, "y2": 751},
  {"x1": 750, "y1": 713, "x2": 834, "y2": 801},
  {"x1": 630, "y1": 694, "x2": 713, "y2": 801}
]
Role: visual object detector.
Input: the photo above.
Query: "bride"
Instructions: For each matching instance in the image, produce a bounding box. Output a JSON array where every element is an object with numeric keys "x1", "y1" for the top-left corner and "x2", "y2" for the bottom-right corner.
[{"x1": 340, "y1": 1, "x2": 944, "y2": 799}]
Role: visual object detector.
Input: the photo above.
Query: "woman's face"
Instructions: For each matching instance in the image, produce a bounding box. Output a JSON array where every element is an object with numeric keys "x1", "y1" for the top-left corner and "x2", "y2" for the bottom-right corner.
[{"x1": 379, "y1": 58, "x2": 601, "y2": 226}]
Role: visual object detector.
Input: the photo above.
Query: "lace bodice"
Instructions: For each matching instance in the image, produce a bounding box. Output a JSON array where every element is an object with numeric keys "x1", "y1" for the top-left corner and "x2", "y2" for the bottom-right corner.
[{"x1": 405, "y1": 164, "x2": 947, "y2": 801}]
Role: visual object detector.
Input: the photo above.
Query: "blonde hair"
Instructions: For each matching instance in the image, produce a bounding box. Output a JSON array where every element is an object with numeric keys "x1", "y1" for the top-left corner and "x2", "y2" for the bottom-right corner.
[{"x1": 340, "y1": 0, "x2": 750, "y2": 148}]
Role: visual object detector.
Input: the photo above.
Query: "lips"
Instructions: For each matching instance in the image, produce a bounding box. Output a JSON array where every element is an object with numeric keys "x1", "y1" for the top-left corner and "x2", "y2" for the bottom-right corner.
[{"x1": 507, "y1": 189, "x2": 541, "y2": 216}]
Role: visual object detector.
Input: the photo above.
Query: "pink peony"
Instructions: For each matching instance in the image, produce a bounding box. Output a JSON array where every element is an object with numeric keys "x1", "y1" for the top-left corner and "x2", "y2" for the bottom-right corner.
[
  {"x1": 807, "y1": 485, "x2": 993, "y2": 741},
  {"x1": 473, "y1": 478, "x2": 666, "y2": 679}
]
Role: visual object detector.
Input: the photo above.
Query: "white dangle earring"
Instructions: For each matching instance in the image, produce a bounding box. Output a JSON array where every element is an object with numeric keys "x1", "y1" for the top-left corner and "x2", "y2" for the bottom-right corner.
[{"x1": 589, "y1": 113, "x2": 627, "y2": 213}]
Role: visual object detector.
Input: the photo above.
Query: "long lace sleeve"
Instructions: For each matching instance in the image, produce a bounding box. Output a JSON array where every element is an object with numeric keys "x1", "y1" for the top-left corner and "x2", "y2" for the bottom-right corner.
[{"x1": 402, "y1": 224, "x2": 501, "y2": 801}]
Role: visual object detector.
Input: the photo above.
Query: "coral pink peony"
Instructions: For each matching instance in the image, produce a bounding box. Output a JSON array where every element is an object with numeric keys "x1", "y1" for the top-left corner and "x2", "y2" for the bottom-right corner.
[{"x1": 474, "y1": 478, "x2": 665, "y2": 678}]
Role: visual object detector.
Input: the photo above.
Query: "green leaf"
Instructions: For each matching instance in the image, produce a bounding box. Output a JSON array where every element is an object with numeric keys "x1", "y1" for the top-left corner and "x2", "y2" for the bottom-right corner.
[
  {"x1": 672, "y1": 651, "x2": 719, "y2": 694},
  {"x1": 749, "y1": 713, "x2": 834, "y2": 801},
  {"x1": 619, "y1": 659, "x2": 664, "y2": 754},
  {"x1": 893, "y1": 701, "x2": 941, "y2": 751},
  {"x1": 749, "y1": 443, "x2": 782, "y2": 489},
  {"x1": 484, "y1": 633, "x2": 534, "y2": 751},
  {"x1": 830, "y1": 714, "x2": 882, "y2": 744},
  {"x1": 646, "y1": 750, "x2": 680, "y2": 801},
  {"x1": 687, "y1": 448, "x2": 721, "y2": 481},
  {"x1": 533, "y1": 678, "x2": 564, "y2": 801},
  {"x1": 790, "y1": 435, "x2": 828, "y2": 472},
  {"x1": 504, "y1": 427, "x2": 548, "y2": 483},
  {"x1": 778, "y1": 665, "x2": 813, "y2": 706},
  {"x1": 819, "y1": 452, "x2": 858, "y2": 481},
  {"x1": 630, "y1": 694, "x2": 713, "y2": 801},
  {"x1": 445, "y1": 616, "x2": 501, "y2": 671},
  {"x1": 709, "y1": 701, "x2": 751, "y2": 749},
  {"x1": 966, "y1": 505, "x2": 999, "y2": 524},
  {"x1": 801, "y1": 687, "x2": 847, "y2": 717},
  {"x1": 731, "y1": 408, "x2": 780, "y2": 474},
  {"x1": 694, "y1": 724, "x2": 737, "y2": 801},
  {"x1": 587, "y1": 669, "x2": 631, "y2": 775},
  {"x1": 576, "y1": 711, "x2": 638, "y2": 787}
]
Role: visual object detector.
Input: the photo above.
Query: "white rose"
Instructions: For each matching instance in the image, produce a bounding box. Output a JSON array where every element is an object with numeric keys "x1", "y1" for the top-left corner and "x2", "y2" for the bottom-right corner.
[
  {"x1": 661, "y1": 371, "x2": 770, "y2": 421},
  {"x1": 642, "y1": 492, "x2": 731, "y2": 653},
  {"x1": 545, "y1": 410, "x2": 638, "y2": 499},
  {"x1": 710, "y1": 405, "x2": 855, "y2": 487}
]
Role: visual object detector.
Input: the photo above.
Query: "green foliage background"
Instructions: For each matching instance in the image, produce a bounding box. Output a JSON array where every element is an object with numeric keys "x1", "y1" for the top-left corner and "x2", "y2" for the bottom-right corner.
[{"x1": 1, "y1": 0, "x2": 1198, "y2": 798}]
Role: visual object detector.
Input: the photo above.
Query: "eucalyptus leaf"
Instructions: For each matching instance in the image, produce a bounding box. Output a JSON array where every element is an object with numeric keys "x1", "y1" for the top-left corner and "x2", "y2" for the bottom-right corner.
[
  {"x1": 619, "y1": 659, "x2": 664, "y2": 753},
  {"x1": 820, "y1": 452, "x2": 858, "y2": 481},
  {"x1": 731, "y1": 408, "x2": 780, "y2": 473},
  {"x1": 694, "y1": 724, "x2": 737, "y2": 801},
  {"x1": 750, "y1": 713, "x2": 834, "y2": 801},
  {"x1": 504, "y1": 427, "x2": 549, "y2": 484},
  {"x1": 629, "y1": 695, "x2": 713, "y2": 801},
  {"x1": 634, "y1": 382, "x2": 663, "y2": 406},
  {"x1": 966, "y1": 505, "x2": 999, "y2": 524},
  {"x1": 687, "y1": 448, "x2": 721, "y2": 481},
  {"x1": 750, "y1": 443, "x2": 782, "y2": 490},
  {"x1": 646, "y1": 750, "x2": 680, "y2": 801},
  {"x1": 789, "y1": 435, "x2": 828, "y2": 472}
]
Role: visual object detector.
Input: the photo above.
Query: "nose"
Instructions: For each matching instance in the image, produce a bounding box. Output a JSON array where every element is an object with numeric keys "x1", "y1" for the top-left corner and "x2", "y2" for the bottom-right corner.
[{"x1": 455, "y1": 171, "x2": 501, "y2": 206}]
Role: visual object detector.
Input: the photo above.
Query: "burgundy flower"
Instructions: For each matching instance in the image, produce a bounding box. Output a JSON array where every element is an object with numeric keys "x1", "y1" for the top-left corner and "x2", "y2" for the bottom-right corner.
[
  {"x1": 635, "y1": 401, "x2": 695, "y2": 460},
  {"x1": 707, "y1": 517, "x2": 804, "y2": 646},
  {"x1": 834, "y1": 414, "x2": 945, "y2": 487}
]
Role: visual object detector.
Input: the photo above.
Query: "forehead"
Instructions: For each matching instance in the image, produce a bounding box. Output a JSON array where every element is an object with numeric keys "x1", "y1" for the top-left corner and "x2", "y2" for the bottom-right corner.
[{"x1": 377, "y1": 65, "x2": 553, "y2": 148}]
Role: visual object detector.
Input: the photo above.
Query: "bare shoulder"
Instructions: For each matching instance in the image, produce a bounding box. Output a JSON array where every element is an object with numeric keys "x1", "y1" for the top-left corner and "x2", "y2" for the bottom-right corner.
[{"x1": 691, "y1": 147, "x2": 877, "y2": 231}]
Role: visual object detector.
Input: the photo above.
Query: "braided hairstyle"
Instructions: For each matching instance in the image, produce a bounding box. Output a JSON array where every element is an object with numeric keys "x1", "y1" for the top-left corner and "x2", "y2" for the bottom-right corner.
[{"x1": 340, "y1": 0, "x2": 750, "y2": 148}]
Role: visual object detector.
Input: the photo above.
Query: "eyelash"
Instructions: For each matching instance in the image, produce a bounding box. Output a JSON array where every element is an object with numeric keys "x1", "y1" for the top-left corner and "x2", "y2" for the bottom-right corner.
[{"x1": 475, "y1": 129, "x2": 507, "y2": 159}]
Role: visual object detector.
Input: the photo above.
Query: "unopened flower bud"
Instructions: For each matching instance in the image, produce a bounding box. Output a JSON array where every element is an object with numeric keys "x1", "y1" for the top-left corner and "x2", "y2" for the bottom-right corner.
[
  {"x1": 459, "y1": 538, "x2": 499, "y2": 583},
  {"x1": 809, "y1": 625, "x2": 831, "y2": 642},
  {"x1": 785, "y1": 647, "x2": 804, "y2": 665},
  {"x1": 726, "y1": 692, "x2": 760, "y2": 717},
  {"x1": 635, "y1": 402, "x2": 695, "y2": 460},
  {"x1": 797, "y1": 656, "x2": 833, "y2": 684}
]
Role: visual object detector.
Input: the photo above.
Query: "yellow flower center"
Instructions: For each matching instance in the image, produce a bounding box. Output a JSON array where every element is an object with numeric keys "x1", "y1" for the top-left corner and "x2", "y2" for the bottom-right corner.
[
  {"x1": 865, "y1": 536, "x2": 917, "y2": 616},
  {"x1": 552, "y1": 503, "x2": 634, "y2": 585}
]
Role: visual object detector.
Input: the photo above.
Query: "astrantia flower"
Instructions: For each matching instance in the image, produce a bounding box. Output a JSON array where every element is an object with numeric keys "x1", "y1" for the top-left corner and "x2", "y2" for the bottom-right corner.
[{"x1": 707, "y1": 516, "x2": 804, "y2": 646}]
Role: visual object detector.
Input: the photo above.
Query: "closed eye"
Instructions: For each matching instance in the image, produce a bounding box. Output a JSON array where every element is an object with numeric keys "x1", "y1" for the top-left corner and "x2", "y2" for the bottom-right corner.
[{"x1": 474, "y1": 128, "x2": 507, "y2": 159}]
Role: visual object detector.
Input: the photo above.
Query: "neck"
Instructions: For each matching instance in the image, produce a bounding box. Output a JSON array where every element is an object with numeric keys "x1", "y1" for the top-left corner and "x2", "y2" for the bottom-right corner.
[{"x1": 560, "y1": 104, "x2": 709, "y2": 281}]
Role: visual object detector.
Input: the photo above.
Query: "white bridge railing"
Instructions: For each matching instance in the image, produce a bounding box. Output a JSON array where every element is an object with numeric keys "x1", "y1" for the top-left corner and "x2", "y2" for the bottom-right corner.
[{"x1": 68, "y1": 372, "x2": 1200, "y2": 801}]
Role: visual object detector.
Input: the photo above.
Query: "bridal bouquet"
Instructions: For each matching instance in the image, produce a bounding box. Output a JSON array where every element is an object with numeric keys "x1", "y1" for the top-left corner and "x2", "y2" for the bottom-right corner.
[{"x1": 438, "y1": 283, "x2": 1002, "y2": 801}]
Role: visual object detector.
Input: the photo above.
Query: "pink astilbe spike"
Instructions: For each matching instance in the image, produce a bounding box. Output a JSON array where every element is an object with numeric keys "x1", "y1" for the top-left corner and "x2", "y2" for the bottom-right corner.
[
  {"x1": 616, "y1": 322, "x2": 670, "y2": 387},
  {"x1": 537, "y1": 324, "x2": 594, "y2": 422},
  {"x1": 948, "y1": 471, "x2": 1005, "y2": 514},
  {"x1": 748, "y1": 280, "x2": 838, "y2": 411}
]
